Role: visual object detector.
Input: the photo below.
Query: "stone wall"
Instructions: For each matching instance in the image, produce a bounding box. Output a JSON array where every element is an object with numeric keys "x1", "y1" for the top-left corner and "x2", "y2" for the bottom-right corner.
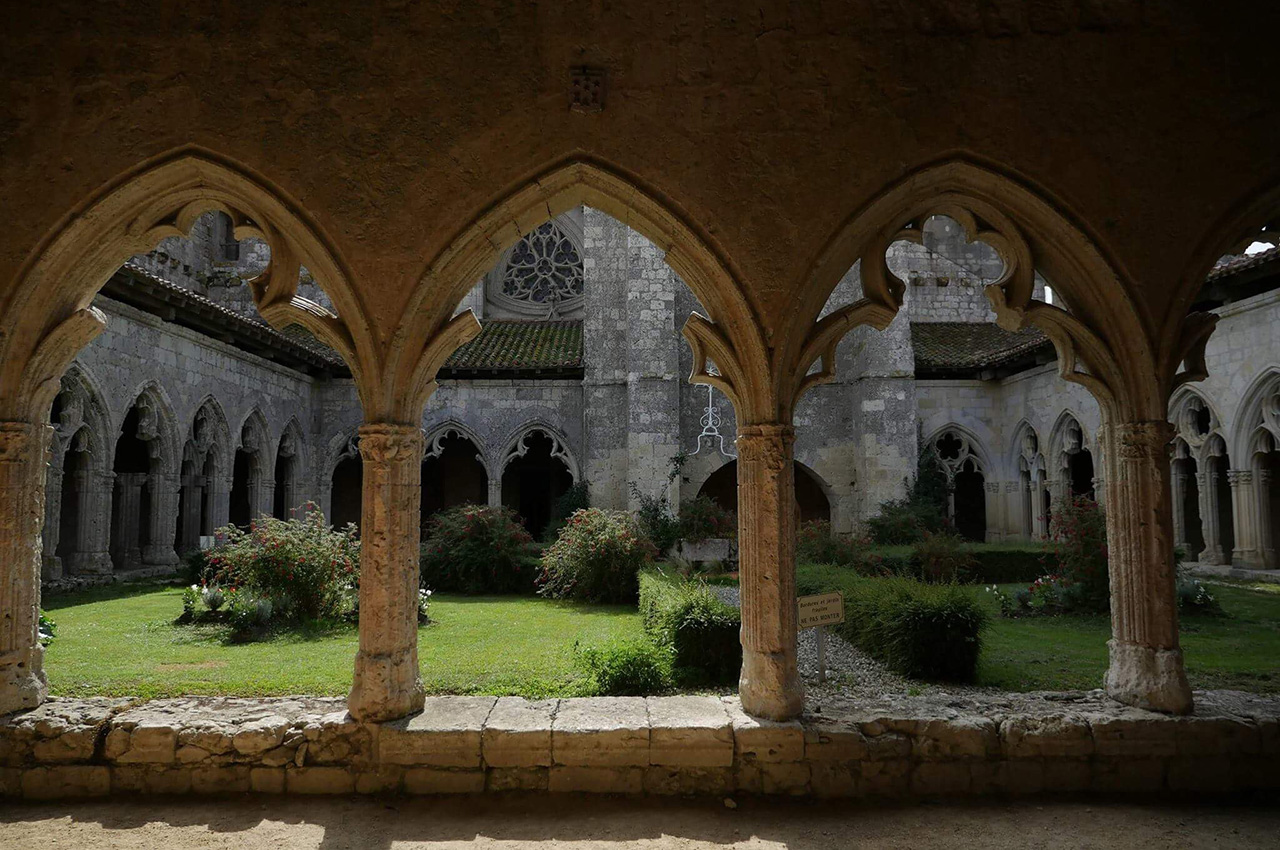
[{"x1": 3, "y1": 693, "x2": 1276, "y2": 799}]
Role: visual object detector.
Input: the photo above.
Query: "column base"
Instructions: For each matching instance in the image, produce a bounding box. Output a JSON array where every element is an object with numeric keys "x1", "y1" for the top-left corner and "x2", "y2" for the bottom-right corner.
[
  {"x1": 141, "y1": 545, "x2": 180, "y2": 566},
  {"x1": 65, "y1": 551, "x2": 114, "y2": 575},
  {"x1": 1104, "y1": 639, "x2": 1193, "y2": 715},
  {"x1": 349, "y1": 647, "x2": 425, "y2": 722},
  {"x1": 740, "y1": 648, "x2": 804, "y2": 721},
  {"x1": 40, "y1": 555, "x2": 62, "y2": 581},
  {"x1": 1198, "y1": 546, "x2": 1228, "y2": 567},
  {"x1": 0, "y1": 646, "x2": 48, "y2": 715}
]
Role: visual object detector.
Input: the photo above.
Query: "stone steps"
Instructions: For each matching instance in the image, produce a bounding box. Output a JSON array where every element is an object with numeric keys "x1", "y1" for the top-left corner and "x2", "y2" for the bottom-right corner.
[{"x1": 1, "y1": 693, "x2": 1277, "y2": 799}]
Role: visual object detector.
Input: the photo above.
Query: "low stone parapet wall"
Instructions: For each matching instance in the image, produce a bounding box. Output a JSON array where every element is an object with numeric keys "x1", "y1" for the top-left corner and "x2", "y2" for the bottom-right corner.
[{"x1": 2, "y1": 692, "x2": 1277, "y2": 799}]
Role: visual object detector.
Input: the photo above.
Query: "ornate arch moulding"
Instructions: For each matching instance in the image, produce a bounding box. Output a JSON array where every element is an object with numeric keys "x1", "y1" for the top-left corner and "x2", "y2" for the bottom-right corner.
[
  {"x1": 0, "y1": 148, "x2": 373, "y2": 422},
  {"x1": 389, "y1": 158, "x2": 770, "y2": 425}
]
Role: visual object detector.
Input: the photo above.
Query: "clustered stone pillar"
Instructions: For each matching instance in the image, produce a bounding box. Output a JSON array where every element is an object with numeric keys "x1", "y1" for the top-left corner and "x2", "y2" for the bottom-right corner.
[
  {"x1": 1101, "y1": 420, "x2": 1192, "y2": 714},
  {"x1": 736, "y1": 423, "x2": 803, "y2": 720},
  {"x1": 180, "y1": 473, "x2": 203, "y2": 552},
  {"x1": 486, "y1": 476, "x2": 501, "y2": 509},
  {"x1": 1170, "y1": 466, "x2": 1189, "y2": 550},
  {"x1": 41, "y1": 459, "x2": 64, "y2": 580},
  {"x1": 0, "y1": 422, "x2": 50, "y2": 714},
  {"x1": 111, "y1": 472, "x2": 147, "y2": 568},
  {"x1": 348, "y1": 423, "x2": 426, "y2": 722},
  {"x1": 1256, "y1": 467, "x2": 1276, "y2": 568},
  {"x1": 143, "y1": 471, "x2": 179, "y2": 565},
  {"x1": 1197, "y1": 469, "x2": 1226, "y2": 565},
  {"x1": 67, "y1": 469, "x2": 113, "y2": 574},
  {"x1": 1229, "y1": 469, "x2": 1257, "y2": 566}
]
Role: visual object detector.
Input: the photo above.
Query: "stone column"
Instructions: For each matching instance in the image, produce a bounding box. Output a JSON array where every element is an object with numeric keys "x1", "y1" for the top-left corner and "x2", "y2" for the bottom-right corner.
[
  {"x1": 210, "y1": 475, "x2": 232, "y2": 532},
  {"x1": 984, "y1": 481, "x2": 1002, "y2": 542},
  {"x1": 348, "y1": 423, "x2": 426, "y2": 722},
  {"x1": 142, "y1": 472, "x2": 179, "y2": 566},
  {"x1": 66, "y1": 470, "x2": 113, "y2": 574},
  {"x1": 0, "y1": 422, "x2": 51, "y2": 714},
  {"x1": 1229, "y1": 470, "x2": 1258, "y2": 567},
  {"x1": 1170, "y1": 466, "x2": 1188, "y2": 550},
  {"x1": 258, "y1": 478, "x2": 275, "y2": 521},
  {"x1": 1256, "y1": 467, "x2": 1276, "y2": 568},
  {"x1": 1198, "y1": 470, "x2": 1226, "y2": 565},
  {"x1": 317, "y1": 480, "x2": 333, "y2": 524},
  {"x1": 41, "y1": 457, "x2": 64, "y2": 580},
  {"x1": 1092, "y1": 476, "x2": 1106, "y2": 509},
  {"x1": 1101, "y1": 420, "x2": 1192, "y2": 714},
  {"x1": 180, "y1": 474, "x2": 203, "y2": 553},
  {"x1": 1004, "y1": 481, "x2": 1023, "y2": 539},
  {"x1": 486, "y1": 476, "x2": 501, "y2": 508},
  {"x1": 1032, "y1": 478, "x2": 1050, "y2": 540},
  {"x1": 111, "y1": 472, "x2": 147, "y2": 568},
  {"x1": 736, "y1": 424, "x2": 802, "y2": 720}
]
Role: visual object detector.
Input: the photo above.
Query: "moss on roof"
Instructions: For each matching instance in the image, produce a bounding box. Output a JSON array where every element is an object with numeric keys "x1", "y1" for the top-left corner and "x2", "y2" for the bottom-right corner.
[{"x1": 444, "y1": 320, "x2": 583, "y2": 372}]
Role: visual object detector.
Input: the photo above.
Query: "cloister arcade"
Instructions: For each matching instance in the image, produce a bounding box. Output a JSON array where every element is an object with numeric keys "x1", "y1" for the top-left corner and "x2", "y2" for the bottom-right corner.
[{"x1": 1, "y1": 0, "x2": 1278, "y2": 736}]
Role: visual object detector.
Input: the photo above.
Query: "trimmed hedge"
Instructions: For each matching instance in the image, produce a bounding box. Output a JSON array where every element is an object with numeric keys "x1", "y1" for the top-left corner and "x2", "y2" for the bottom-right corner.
[
  {"x1": 803, "y1": 543, "x2": 1050, "y2": 586},
  {"x1": 797, "y1": 564, "x2": 988, "y2": 682},
  {"x1": 639, "y1": 569, "x2": 741, "y2": 685}
]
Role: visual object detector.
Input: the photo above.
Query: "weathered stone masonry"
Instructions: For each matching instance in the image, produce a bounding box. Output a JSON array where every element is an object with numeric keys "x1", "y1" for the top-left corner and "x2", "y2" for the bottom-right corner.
[{"x1": 2, "y1": 693, "x2": 1276, "y2": 799}]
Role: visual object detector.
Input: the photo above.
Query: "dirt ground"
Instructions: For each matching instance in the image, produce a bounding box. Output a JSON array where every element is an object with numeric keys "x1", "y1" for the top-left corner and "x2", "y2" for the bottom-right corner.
[{"x1": 1, "y1": 796, "x2": 1278, "y2": 849}]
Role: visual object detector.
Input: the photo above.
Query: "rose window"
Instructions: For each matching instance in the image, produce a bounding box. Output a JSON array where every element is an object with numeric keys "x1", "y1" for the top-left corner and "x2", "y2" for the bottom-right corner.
[{"x1": 500, "y1": 222, "x2": 584, "y2": 307}]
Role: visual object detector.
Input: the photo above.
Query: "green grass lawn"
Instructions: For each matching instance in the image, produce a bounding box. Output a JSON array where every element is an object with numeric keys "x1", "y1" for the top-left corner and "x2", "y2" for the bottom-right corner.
[
  {"x1": 43, "y1": 583, "x2": 643, "y2": 700},
  {"x1": 974, "y1": 581, "x2": 1280, "y2": 693}
]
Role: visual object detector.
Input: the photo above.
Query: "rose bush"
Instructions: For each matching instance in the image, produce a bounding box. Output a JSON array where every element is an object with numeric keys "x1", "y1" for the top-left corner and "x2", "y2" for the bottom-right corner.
[
  {"x1": 539, "y1": 508, "x2": 655, "y2": 603},
  {"x1": 419, "y1": 504, "x2": 538, "y2": 594}
]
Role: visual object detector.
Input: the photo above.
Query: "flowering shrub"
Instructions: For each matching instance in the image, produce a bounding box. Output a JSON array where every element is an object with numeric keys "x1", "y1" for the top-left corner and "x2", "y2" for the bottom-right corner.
[
  {"x1": 418, "y1": 588, "x2": 434, "y2": 624},
  {"x1": 677, "y1": 496, "x2": 736, "y2": 543},
  {"x1": 205, "y1": 504, "x2": 360, "y2": 622},
  {"x1": 540, "y1": 508, "x2": 656, "y2": 603},
  {"x1": 796, "y1": 520, "x2": 886, "y2": 574},
  {"x1": 1047, "y1": 495, "x2": 1110, "y2": 612},
  {"x1": 631, "y1": 486, "x2": 682, "y2": 555},
  {"x1": 226, "y1": 589, "x2": 274, "y2": 641},
  {"x1": 912, "y1": 531, "x2": 976, "y2": 583},
  {"x1": 1176, "y1": 566, "x2": 1223, "y2": 616},
  {"x1": 420, "y1": 505, "x2": 537, "y2": 594}
]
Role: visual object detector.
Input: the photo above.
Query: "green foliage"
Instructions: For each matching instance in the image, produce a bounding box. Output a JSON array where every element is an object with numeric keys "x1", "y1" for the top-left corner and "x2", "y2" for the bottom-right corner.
[
  {"x1": 540, "y1": 509, "x2": 655, "y2": 603},
  {"x1": 1176, "y1": 569, "x2": 1224, "y2": 616},
  {"x1": 206, "y1": 506, "x2": 360, "y2": 622},
  {"x1": 911, "y1": 531, "x2": 976, "y2": 583},
  {"x1": 575, "y1": 639, "x2": 673, "y2": 695},
  {"x1": 181, "y1": 548, "x2": 211, "y2": 586},
  {"x1": 420, "y1": 505, "x2": 538, "y2": 594},
  {"x1": 638, "y1": 569, "x2": 741, "y2": 685},
  {"x1": 631, "y1": 485, "x2": 682, "y2": 554},
  {"x1": 797, "y1": 565, "x2": 988, "y2": 682},
  {"x1": 543, "y1": 481, "x2": 591, "y2": 543},
  {"x1": 1047, "y1": 495, "x2": 1110, "y2": 611},
  {"x1": 796, "y1": 520, "x2": 875, "y2": 570},
  {"x1": 226, "y1": 589, "x2": 274, "y2": 642},
  {"x1": 37, "y1": 610, "x2": 56, "y2": 646},
  {"x1": 677, "y1": 496, "x2": 736, "y2": 543},
  {"x1": 866, "y1": 440, "x2": 951, "y2": 544}
]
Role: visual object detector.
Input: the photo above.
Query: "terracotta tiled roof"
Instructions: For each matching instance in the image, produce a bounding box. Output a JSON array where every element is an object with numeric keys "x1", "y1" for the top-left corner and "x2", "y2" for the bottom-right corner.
[
  {"x1": 443, "y1": 320, "x2": 583, "y2": 372},
  {"x1": 1206, "y1": 246, "x2": 1280, "y2": 282},
  {"x1": 911, "y1": 321, "x2": 1053, "y2": 373}
]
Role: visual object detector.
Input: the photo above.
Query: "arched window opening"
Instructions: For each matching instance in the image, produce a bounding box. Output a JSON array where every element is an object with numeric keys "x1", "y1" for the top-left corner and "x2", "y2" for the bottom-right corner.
[
  {"x1": 110, "y1": 406, "x2": 156, "y2": 571},
  {"x1": 1068, "y1": 450, "x2": 1095, "y2": 501},
  {"x1": 229, "y1": 449, "x2": 254, "y2": 528},
  {"x1": 927, "y1": 427, "x2": 988, "y2": 542},
  {"x1": 953, "y1": 458, "x2": 987, "y2": 542},
  {"x1": 502, "y1": 430, "x2": 573, "y2": 539},
  {"x1": 273, "y1": 429, "x2": 300, "y2": 519},
  {"x1": 1172, "y1": 445, "x2": 1205, "y2": 561},
  {"x1": 696, "y1": 461, "x2": 832, "y2": 525},
  {"x1": 330, "y1": 436, "x2": 362, "y2": 531},
  {"x1": 421, "y1": 430, "x2": 488, "y2": 533}
]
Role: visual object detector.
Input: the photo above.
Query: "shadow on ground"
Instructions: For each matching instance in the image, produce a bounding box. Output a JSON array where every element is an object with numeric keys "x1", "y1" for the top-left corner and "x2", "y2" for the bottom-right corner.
[{"x1": 2, "y1": 795, "x2": 1278, "y2": 849}]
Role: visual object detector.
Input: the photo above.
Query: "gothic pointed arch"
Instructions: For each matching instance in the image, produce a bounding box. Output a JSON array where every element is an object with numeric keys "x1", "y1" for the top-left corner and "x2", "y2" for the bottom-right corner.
[
  {"x1": 1231, "y1": 368, "x2": 1280, "y2": 464},
  {"x1": 499, "y1": 421, "x2": 579, "y2": 483},
  {"x1": 0, "y1": 147, "x2": 375, "y2": 423},
  {"x1": 387, "y1": 158, "x2": 770, "y2": 424},
  {"x1": 1009, "y1": 419, "x2": 1045, "y2": 478},
  {"x1": 423, "y1": 421, "x2": 493, "y2": 481},
  {"x1": 185, "y1": 396, "x2": 233, "y2": 480},
  {"x1": 273, "y1": 417, "x2": 308, "y2": 518},
  {"x1": 924, "y1": 424, "x2": 992, "y2": 477},
  {"x1": 50, "y1": 364, "x2": 113, "y2": 475},
  {"x1": 784, "y1": 158, "x2": 1215, "y2": 423},
  {"x1": 118, "y1": 381, "x2": 181, "y2": 475}
]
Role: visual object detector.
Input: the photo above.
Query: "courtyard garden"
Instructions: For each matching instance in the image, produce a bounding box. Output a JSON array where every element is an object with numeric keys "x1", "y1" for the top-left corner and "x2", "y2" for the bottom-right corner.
[{"x1": 35, "y1": 470, "x2": 1280, "y2": 701}]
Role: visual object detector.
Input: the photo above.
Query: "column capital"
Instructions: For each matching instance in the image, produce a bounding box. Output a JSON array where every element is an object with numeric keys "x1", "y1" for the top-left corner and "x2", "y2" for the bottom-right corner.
[
  {"x1": 0, "y1": 421, "x2": 50, "y2": 466},
  {"x1": 357, "y1": 423, "x2": 425, "y2": 466},
  {"x1": 735, "y1": 424, "x2": 795, "y2": 471},
  {"x1": 1228, "y1": 469, "x2": 1253, "y2": 486},
  {"x1": 1114, "y1": 420, "x2": 1175, "y2": 460}
]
